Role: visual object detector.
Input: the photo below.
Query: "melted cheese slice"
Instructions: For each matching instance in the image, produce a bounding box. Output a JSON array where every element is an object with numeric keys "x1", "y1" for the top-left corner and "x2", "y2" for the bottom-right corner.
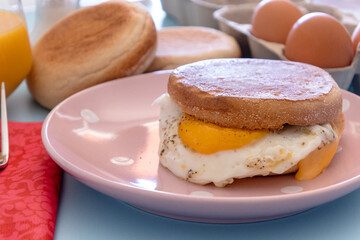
[
  {"x1": 178, "y1": 114, "x2": 269, "y2": 154},
  {"x1": 295, "y1": 124, "x2": 340, "y2": 180}
]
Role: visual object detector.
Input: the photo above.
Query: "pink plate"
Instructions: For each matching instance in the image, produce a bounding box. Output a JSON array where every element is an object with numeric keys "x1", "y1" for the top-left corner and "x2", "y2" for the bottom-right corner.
[{"x1": 42, "y1": 71, "x2": 360, "y2": 223}]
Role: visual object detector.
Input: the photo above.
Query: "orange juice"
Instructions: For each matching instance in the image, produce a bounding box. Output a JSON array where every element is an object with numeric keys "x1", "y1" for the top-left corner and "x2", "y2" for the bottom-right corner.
[{"x1": 0, "y1": 10, "x2": 32, "y2": 96}]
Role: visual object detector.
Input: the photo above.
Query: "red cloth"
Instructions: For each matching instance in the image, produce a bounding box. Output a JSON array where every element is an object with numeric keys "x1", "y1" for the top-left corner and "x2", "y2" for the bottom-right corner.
[{"x1": 0, "y1": 122, "x2": 62, "y2": 240}]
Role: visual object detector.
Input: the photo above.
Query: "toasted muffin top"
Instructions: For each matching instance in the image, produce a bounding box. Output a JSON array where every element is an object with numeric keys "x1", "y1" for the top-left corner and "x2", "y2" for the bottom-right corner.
[{"x1": 168, "y1": 58, "x2": 342, "y2": 129}]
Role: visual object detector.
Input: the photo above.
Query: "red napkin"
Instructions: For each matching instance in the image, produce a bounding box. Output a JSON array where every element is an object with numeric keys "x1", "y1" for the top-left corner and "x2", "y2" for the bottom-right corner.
[{"x1": 0, "y1": 122, "x2": 62, "y2": 240}]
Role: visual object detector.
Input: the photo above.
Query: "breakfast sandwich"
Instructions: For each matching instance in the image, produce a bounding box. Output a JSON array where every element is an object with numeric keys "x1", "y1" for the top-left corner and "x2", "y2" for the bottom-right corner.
[{"x1": 155, "y1": 58, "x2": 344, "y2": 187}]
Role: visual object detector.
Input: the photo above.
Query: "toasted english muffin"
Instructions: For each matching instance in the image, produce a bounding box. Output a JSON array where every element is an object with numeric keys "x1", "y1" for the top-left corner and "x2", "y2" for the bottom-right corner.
[
  {"x1": 146, "y1": 26, "x2": 241, "y2": 72},
  {"x1": 27, "y1": 1, "x2": 157, "y2": 109},
  {"x1": 168, "y1": 58, "x2": 342, "y2": 130}
]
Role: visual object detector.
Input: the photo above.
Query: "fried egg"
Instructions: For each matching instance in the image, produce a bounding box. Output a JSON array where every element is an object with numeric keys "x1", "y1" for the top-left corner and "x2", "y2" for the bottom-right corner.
[{"x1": 155, "y1": 94, "x2": 338, "y2": 187}]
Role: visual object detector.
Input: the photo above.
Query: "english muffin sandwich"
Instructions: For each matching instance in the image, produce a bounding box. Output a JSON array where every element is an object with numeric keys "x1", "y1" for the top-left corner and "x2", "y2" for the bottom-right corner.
[{"x1": 155, "y1": 58, "x2": 344, "y2": 187}]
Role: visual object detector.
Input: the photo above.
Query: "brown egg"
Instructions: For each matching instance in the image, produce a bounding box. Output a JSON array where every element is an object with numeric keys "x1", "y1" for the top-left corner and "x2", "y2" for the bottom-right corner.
[
  {"x1": 285, "y1": 12, "x2": 354, "y2": 68},
  {"x1": 251, "y1": 0, "x2": 303, "y2": 44},
  {"x1": 352, "y1": 23, "x2": 360, "y2": 54}
]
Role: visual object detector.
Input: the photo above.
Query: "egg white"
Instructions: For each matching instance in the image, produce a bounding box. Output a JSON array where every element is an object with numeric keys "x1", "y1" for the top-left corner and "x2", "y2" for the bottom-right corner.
[{"x1": 155, "y1": 94, "x2": 337, "y2": 187}]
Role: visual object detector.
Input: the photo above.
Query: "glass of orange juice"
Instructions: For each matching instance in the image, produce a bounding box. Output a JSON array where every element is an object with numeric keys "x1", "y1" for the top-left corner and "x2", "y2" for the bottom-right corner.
[{"x1": 0, "y1": 0, "x2": 32, "y2": 97}]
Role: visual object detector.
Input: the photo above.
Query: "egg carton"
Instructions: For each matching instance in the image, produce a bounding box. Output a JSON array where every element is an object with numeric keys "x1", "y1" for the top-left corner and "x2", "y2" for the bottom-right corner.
[
  {"x1": 160, "y1": 0, "x2": 307, "y2": 29},
  {"x1": 214, "y1": 3, "x2": 360, "y2": 90}
]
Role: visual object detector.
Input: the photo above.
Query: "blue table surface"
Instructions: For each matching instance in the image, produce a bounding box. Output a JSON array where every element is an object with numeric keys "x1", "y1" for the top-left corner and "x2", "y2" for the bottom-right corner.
[{"x1": 11, "y1": 1, "x2": 360, "y2": 239}]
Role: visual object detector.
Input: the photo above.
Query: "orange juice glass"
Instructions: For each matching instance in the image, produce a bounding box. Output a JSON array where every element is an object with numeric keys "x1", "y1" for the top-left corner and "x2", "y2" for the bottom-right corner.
[{"x1": 0, "y1": 0, "x2": 32, "y2": 97}]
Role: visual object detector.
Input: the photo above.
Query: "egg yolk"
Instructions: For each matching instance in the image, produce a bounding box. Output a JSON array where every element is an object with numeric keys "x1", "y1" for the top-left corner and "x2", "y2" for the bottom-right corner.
[{"x1": 178, "y1": 114, "x2": 269, "y2": 154}]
